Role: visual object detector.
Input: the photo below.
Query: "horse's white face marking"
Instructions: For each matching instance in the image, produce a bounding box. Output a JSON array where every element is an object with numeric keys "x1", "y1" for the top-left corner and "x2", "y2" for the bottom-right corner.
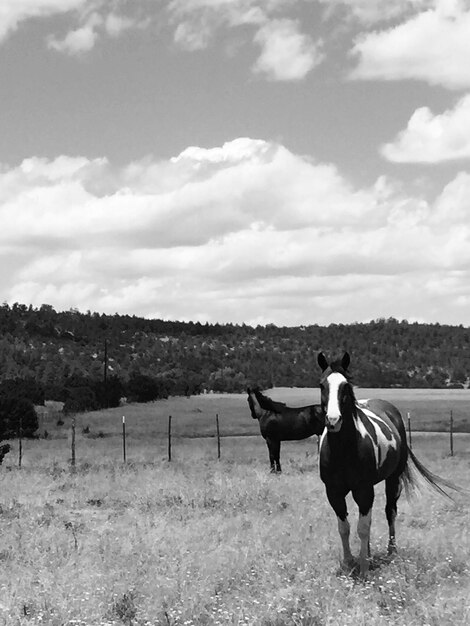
[
  {"x1": 354, "y1": 406, "x2": 399, "y2": 468},
  {"x1": 325, "y1": 372, "x2": 347, "y2": 430}
]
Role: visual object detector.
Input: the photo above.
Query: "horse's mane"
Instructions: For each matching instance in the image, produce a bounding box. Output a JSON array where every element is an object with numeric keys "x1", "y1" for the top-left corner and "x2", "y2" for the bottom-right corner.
[{"x1": 252, "y1": 387, "x2": 287, "y2": 413}]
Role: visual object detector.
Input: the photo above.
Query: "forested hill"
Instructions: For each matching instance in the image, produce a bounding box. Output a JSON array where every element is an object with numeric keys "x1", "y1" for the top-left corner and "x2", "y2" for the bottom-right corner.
[{"x1": 1, "y1": 303, "x2": 470, "y2": 398}]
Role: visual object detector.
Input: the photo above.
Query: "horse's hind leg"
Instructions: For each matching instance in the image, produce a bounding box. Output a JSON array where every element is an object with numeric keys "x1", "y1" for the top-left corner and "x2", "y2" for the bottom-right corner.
[
  {"x1": 385, "y1": 475, "x2": 402, "y2": 555},
  {"x1": 270, "y1": 439, "x2": 281, "y2": 473}
]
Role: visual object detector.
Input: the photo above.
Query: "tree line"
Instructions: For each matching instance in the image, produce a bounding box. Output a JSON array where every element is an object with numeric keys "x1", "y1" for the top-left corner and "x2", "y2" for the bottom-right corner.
[{"x1": 1, "y1": 303, "x2": 469, "y2": 434}]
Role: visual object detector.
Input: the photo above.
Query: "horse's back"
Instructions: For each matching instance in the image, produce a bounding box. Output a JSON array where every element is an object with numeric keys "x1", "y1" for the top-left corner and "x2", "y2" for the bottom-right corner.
[
  {"x1": 260, "y1": 406, "x2": 321, "y2": 440},
  {"x1": 357, "y1": 398, "x2": 406, "y2": 438}
]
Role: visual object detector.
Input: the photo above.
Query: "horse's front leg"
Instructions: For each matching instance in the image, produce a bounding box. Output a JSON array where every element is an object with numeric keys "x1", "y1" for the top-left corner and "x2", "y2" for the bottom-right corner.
[
  {"x1": 266, "y1": 439, "x2": 275, "y2": 472},
  {"x1": 266, "y1": 438, "x2": 281, "y2": 473},
  {"x1": 266, "y1": 439, "x2": 281, "y2": 473},
  {"x1": 326, "y1": 486, "x2": 354, "y2": 570},
  {"x1": 352, "y1": 485, "x2": 374, "y2": 577}
]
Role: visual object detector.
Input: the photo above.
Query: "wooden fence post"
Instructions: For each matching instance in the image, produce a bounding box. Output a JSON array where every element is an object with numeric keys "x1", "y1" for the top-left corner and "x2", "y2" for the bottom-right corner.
[
  {"x1": 122, "y1": 415, "x2": 127, "y2": 463},
  {"x1": 450, "y1": 410, "x2": 454, "y2": 457},
  {"x1": 216, "y1": 413, "x2": 221, "y2": 460},
  {"x1": 18, "y1": 416, "x2": 23, "y2": 469},
  {"x1": 407, "y1": 412, "x2": 412, "y2": 449},
  {"x1": 168, "y1": 415, "x2": 172, "y2": 462},
  {"x1": 71, "y1": 417, "x2": 76, "y2": 468}
]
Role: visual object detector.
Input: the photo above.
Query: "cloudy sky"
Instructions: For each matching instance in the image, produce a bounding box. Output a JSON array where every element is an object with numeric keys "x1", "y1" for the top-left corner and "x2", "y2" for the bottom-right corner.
[{"x1": 2, "y1": 0, "x2": 470, "y2": 326}]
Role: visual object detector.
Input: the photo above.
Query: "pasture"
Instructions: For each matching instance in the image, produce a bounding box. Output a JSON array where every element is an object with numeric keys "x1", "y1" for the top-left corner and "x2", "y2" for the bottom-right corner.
[
  {"x1": 34, "y1": 387, "x2": 470, "y2": 447},
  {"x1": 0, "y1": 389, "x2": 469, "y2": 625}
]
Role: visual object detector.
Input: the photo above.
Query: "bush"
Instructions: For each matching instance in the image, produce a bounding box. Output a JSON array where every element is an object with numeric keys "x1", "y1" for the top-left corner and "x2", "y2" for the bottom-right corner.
[
  {"x1": 93, "y1": 375, "x2": 124, "y2": 408},
  {"x1": 62, "y1": 374, "x2": 125, "y2": 412},
  {"x1": 126, "y1": 374, "x2": 169, "y2": 403},
  {"x1": 0, "y1": 396, "x2": 39, "y2": 439},
  {"x1": 63, "y1": 386, "x2": 98, "y2": 414}
]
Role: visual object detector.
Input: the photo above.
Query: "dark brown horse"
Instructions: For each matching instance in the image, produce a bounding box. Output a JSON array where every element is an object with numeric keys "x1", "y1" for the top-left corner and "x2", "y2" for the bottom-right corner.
[
  {"x1": 317, "y1": 352, "x2": 460, "y2": 577},
  {"x1": 247, "y1": 387, "x2": 324, "y2": 472}
]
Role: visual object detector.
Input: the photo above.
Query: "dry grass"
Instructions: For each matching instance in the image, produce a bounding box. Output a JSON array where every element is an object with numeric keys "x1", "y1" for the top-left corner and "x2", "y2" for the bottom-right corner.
[{"x1": 0, "y1": 431, "x2": 469, "y2": 625}]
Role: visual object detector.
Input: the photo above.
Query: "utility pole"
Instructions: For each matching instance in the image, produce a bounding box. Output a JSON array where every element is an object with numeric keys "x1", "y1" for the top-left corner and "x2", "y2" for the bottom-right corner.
[{"x1": 103, "y1": 338, "x2": 108, "y2": 408}]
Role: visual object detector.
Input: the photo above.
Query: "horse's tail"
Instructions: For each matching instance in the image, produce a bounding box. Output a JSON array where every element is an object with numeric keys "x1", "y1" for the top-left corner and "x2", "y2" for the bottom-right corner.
[{"x1": 401, "y1": 446, "x2": 463, "y2": 501}]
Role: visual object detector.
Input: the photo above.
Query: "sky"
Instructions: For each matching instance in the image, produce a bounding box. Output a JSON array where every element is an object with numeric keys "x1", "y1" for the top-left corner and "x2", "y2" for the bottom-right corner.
[{"x1": 1, "y1": 0, "x2": 470, "y2": 327}]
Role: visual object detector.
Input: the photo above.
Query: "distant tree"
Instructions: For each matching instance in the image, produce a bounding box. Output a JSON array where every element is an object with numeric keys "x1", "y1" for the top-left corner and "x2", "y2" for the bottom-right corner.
[
  {"x1": 0, "y1": 377, "x2": 45, "y2": 405},
  {"x1": 0, "y1": 396, "x2": 38, "y2": 439}
]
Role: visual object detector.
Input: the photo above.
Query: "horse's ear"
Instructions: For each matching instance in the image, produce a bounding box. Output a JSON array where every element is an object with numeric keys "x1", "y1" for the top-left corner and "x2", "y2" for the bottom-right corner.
[
  {"x1": 342, "y1": 352, "x2": 350, "y2": 370},
  {"x1": 317, "y1": 352, "x2": 328, "y2": 371}
]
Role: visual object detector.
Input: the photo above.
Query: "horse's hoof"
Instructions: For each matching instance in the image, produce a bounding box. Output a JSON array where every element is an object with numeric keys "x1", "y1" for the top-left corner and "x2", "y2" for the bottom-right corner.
[
  {"x1": 341, "y1": 559, "x2": 357, "y2": 574},
  {"x1": 387, "y1": 543, "x2": 397, "y2": 556}
]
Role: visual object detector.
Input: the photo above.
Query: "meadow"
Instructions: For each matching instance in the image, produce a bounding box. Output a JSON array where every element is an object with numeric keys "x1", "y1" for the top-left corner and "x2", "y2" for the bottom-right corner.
[
  {"x1": 33, "y1": 386, "x2": 470, "y2": 448},
  {"x1": 0, "y1": 389, "x2": 469, "y2": 625}
]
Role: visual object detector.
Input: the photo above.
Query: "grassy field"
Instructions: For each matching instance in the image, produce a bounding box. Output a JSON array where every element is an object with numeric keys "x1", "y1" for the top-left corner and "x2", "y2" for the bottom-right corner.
[
  {"x1": 34, "y1": 387, "x2": 470, "y2": 445},
  {"x1": 0, "y1": 390, "x2": 469, "y2": 625},
  {"x1": 0, "y1": 436, "x2": 469, "y2": 625}
]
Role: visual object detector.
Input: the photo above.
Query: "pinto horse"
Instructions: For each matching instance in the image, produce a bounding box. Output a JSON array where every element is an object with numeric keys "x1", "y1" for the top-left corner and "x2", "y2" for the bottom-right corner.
[
  {"x1": 247, "y1": 387, "x2": 324, "y2": 473},
  {"x1": 317, "y1": 352, "x2": 459, "y2": 577}
]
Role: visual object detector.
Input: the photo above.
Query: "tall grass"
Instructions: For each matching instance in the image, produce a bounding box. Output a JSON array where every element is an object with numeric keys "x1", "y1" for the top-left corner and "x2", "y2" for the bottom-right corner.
[{"x1": 0, "y1": 434, "x2": 468, "y2": 625}]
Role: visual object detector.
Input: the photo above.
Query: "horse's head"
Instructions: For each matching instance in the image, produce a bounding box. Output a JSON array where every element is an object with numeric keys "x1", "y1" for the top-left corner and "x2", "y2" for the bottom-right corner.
[
  {"x1": 247, "y1": 387, "x2": 260, "y2": 420},
  {"x1": 317, "y1": 352, "x2": 353, "y2": 433}
]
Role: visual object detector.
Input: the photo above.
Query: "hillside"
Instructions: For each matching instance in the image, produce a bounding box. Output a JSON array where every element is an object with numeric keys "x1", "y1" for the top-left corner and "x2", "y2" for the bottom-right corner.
[{"x1": 1, "y1": 303, "x2": 470, "y2": 396}]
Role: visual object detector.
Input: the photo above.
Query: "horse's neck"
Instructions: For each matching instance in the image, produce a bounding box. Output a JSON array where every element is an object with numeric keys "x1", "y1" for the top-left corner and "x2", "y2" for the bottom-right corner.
[
  {"x1": 328, "y1": 400, "x2": 358, "y2": 452},
  {"x1": 251, "y1": 395, "x2": 265, "y2": 419}
]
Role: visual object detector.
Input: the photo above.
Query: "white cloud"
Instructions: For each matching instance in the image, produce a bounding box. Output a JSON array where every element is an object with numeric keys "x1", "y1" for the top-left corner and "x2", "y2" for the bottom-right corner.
[
  {"x1": 0, "y1": 0, "x2": 146, "y2": 53},
  {"x1": 253, "y1": 19, "x2": 323, "y2": 80},
  {"x1": 318, "y1": 0, "x2": 430, "y2": 25},
  {"x1": 169, "y1": 0, "x2": 267, "y2": 51},
  {"x1": 104, "y1": 13, "x2": 138, "y2": 37},
  {"x1": 432, "y1": 171, "x2": 470, "y2": 228},
  {"x1": 169, "y1": 1, "x2": 323, "y2": 81},
  {"x1": 48, "y1": 12, "x2": 102, "y2": 54},
  {"x1": 2, "y1": 138, "x2": 470, "y2": 325},
  {"x1": 173, "y1": 20, "x2": 215, "y2": 50},
  {"x1": 350, "y1": 1, "x2": 470, "y2": 89},
  {"x1": 382, "y1": 94, "x2": 470, "y2": 162},
  {"x1": 0, "y1": 0, "x2": 89, "y2": 42}
]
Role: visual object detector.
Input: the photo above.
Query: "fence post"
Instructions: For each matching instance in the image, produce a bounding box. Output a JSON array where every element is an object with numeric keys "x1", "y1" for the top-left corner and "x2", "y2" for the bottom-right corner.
[
  {"x1": 216, "y1": 413, "x2": 221, "y2": 460},
  {"x1": 71, "y1": 417, "x2": 76, "y2": 468},
  {"x1": 168, "y1": 415, "x2": 172, "y2": 462},
  {"x1": 18, "y1": 416, "x2": 23, "y2": 469},
  {"x1": 407, "y1": 412, "x2": 412, "y2": 449},
  {"x1": 122, "y1": 415, "x2": 127, "y2": 463},
  {"x1": 450, "y1": 410, "x2": 454, "y2": 457}
]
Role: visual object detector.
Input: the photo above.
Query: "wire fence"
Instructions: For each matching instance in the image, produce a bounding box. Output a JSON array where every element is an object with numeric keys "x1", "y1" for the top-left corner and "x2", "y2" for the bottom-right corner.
[{"x1": 9, "y1": 409, "x2": 466, "y2": 469}]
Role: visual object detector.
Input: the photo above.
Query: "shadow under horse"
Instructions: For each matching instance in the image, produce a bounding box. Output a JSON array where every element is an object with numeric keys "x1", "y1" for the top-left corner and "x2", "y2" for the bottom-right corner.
[
  {"x1": 247, "y1": 387, "x2": 324, "y2": 473},
  {"x1": 317, "y1": 351, "x2": 462, "y2": 577}
]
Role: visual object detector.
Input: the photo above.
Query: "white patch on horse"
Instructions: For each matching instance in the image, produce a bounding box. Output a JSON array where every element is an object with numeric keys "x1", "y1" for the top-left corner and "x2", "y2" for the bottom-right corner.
[
  {"x1": 325, "y1": 372, "x2": 347, "y2": 425},
  {"x1": 354, "y1": 406, "x2": 398, "y2": 468}
]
